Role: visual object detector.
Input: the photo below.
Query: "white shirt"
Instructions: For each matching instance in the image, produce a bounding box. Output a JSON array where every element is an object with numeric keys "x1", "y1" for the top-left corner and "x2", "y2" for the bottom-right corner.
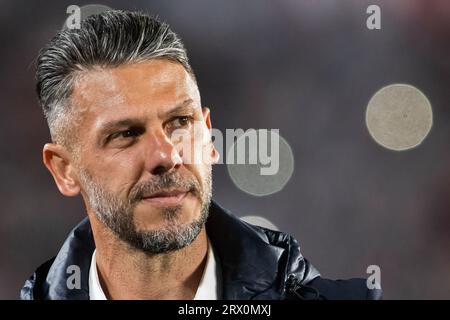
[{"x1": 89, "y1": 238, "x2": 221, "y2": 300}]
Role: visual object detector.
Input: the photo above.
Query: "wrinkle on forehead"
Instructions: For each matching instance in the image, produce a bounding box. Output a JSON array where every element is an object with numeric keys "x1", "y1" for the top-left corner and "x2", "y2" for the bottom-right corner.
[{"x1": 70, "y1": 60, "x2": 200, "y2": 117}]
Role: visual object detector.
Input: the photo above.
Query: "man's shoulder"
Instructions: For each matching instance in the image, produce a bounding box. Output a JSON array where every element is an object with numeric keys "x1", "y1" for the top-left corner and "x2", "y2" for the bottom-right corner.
[
  {"x1": 250, "y1": 226, "x2": 382, "y2": 300},
  {"x1": 249, "y1": 225, "x2": 382, "y2": 300},
  {"x1": 20, "y1": 257, "x2": 56, "y2": 300},
  {"x1": 207, "y1": 202, "x2": 382, "y2": 300}
]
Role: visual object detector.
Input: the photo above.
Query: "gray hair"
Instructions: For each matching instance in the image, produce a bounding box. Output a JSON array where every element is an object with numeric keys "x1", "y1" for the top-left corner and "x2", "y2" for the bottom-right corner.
[{"x1": 36, "y1": 10, "x2": 195, "y2": 152}]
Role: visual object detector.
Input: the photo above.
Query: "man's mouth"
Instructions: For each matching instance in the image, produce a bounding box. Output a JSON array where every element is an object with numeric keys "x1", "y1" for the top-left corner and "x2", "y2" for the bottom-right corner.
[{"x1": 141, "y1": 189, "x2": 189, "y2": 206}]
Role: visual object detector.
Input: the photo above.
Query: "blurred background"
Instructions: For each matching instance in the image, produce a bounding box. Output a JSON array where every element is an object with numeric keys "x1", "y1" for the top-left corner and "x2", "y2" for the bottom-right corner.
[{"x1": 0, "y1": 0, "x2": 449, "y2": 299}]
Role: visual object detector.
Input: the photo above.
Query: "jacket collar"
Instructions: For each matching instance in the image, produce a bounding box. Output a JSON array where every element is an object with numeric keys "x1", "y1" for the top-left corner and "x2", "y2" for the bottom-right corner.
[{"x1": 31, "y1": 200, "x2": 319, "y2": 299}]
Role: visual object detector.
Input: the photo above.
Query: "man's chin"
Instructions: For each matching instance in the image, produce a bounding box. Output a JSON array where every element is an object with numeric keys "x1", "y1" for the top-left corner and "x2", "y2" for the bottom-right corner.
[{"x1": 129, "y1": 217, "x2": 206, "y2": 254}]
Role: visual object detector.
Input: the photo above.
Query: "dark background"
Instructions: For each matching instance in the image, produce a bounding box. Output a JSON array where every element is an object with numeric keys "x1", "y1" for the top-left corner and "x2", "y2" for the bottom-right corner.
[{"x1": 0, "y1": 0, "x2": 449, "y2": 299}]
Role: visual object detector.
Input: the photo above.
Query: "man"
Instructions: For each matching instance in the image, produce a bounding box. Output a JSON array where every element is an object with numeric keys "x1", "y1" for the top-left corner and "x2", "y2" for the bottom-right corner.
[{"x1": 21, "y1": 10, "x2": 381, "y2": 300}]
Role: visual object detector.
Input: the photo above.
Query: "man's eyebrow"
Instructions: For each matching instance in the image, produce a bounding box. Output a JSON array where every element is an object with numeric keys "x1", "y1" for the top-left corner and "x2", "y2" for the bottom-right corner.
[
  {"x1": 98, "y1": 118, "x2": 145, "y2": 137},
  {"x1": 163, "y1": 99, "x2": 197, "y2": 118}
]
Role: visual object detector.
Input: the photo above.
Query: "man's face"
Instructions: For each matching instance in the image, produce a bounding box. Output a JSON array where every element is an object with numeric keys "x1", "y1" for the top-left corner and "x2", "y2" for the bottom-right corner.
[{"x1": 69, "y1": 59, "x2": 217, "y2": 253}]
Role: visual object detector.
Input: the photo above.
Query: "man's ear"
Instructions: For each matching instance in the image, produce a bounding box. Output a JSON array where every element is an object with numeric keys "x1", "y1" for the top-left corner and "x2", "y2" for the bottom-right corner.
[
  {"x1": 202, "y1": 107, "x2": 220, "y2": 164},
  {"x1": 43, "y1": 143, "x2": 81, "y2": 197}
]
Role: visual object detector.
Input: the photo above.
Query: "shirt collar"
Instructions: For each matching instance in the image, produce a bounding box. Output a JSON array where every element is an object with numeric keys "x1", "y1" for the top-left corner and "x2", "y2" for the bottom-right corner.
[
  {"x1": 88, "y1": 237, "x2": 221, "y2": 300},
  {"x1": 88, "y1": 250, "x2": 107, "y2": 300}
]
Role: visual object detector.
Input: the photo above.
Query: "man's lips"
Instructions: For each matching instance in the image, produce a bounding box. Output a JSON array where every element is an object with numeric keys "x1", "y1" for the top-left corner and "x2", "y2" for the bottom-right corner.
[{"x1": 141, "y1": 189, "x2": 189, "y2": 206}]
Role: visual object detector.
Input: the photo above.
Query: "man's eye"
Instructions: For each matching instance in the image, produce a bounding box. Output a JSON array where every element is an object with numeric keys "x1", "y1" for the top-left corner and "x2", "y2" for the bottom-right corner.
[
  {"x1": 171, "y1": 116, "x2": 193, "y2": 128},
  {"x1": 120, "y1": 129, "x2": 138, "y2": 138},
  {"x1": 110, "y1": 127, "x2": 143, "y2": 141}
]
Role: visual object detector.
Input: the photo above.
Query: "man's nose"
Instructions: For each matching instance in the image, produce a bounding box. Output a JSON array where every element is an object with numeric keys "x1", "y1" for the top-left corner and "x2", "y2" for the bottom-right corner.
[{"x1": 145, "y1": 129, "x2": 182, "y2": 175}]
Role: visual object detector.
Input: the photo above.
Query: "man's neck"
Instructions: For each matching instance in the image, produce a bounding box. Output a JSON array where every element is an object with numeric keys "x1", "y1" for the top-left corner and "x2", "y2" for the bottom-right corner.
[{"x1": 89, "y1": 215, "x2": 208, "y2": 300}]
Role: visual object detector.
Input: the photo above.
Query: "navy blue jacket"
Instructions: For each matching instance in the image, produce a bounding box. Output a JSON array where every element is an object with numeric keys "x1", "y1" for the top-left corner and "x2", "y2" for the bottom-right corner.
[{"x1": 20, "y1": 201, "x2": 382, "y2": 300}]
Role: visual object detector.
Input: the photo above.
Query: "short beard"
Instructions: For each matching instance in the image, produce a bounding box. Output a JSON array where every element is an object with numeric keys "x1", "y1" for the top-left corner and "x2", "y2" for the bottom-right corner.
[{"x1": 78, "y1": 168, "x2": 212, "y2": 254}]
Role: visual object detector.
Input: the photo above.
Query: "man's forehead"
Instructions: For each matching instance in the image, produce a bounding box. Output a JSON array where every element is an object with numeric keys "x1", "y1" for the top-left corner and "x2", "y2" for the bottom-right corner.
[{"x1": 71, "y1": 59, "x2": 200, "y2": 116}]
